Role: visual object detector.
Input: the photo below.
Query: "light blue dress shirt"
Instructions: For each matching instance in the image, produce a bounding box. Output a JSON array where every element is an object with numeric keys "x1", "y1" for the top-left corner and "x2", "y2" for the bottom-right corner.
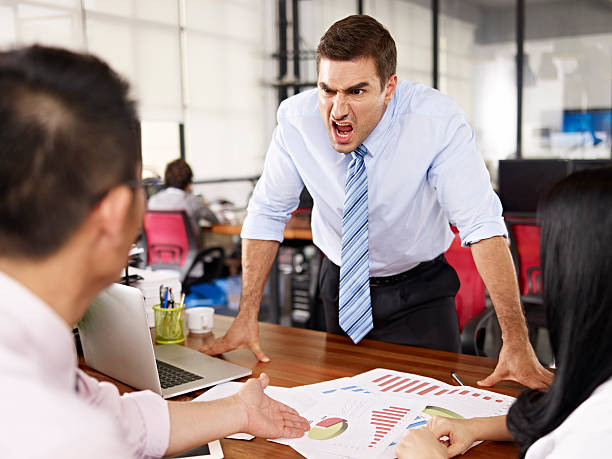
[{"x1": 241, "y1": 80, "x2": 507, "y2": 277}]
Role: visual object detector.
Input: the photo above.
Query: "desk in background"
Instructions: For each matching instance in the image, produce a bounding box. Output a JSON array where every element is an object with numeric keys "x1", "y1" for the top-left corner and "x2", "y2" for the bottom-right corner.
[
  {"x1": 205, "y1": 215, "x2": 312, "y2": 241},
  {"x1": 81, "y1": 315, "x2": 521, "y2": 458}
]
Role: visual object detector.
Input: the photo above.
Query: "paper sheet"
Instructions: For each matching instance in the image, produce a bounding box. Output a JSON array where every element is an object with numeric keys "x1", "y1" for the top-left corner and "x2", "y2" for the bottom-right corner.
[
  {"x1": 273, "y1": 391, "x2": 425, "y2": 458},
  {"x1": 192, "y1": 369, "x2": 515, "y2": 458}
]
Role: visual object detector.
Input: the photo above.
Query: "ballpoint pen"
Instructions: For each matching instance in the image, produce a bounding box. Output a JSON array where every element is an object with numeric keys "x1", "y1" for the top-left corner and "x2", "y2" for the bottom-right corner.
[
  {"x1": 164, "y1": 287, "x2": 169, "y2": 309},
  {"x1": 450, "y1": 370, "x2": 465, "y2": 386}
]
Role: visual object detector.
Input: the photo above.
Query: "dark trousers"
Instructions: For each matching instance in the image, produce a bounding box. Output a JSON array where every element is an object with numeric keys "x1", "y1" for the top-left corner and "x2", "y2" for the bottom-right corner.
[{"x1": 319, "y1": 255, "x2": 461, "y2": 353}]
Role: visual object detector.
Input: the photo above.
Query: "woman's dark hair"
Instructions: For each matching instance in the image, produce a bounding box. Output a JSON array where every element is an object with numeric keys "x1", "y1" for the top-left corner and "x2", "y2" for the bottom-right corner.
[
  {"x1": 507, "y1": 166, "x2": 612, "y2": 457},
  {"x1": 164, "y1": 158, "x2": 193, "y2": 190}
]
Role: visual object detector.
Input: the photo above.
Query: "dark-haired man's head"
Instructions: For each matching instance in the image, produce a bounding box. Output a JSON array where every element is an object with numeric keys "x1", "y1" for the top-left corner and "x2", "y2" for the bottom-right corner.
[
  {"x1": 315, "y1": 15, "x2": 398, "y2": 154},
  {"x1": 316, "y1": 15, "x2": 397, "y2": 91},
  {"x1": 0, "y1": 45, "x2": 142, "y2": 259},
  {"x1": 164, "y1": 159, "x2": 193, "y2": 191}
]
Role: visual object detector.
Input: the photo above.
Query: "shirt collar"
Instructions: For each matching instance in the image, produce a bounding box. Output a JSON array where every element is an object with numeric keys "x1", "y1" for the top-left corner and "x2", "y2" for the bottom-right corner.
[
  {"x1": 0, "y1": 270, "x2": 78, "y2": 393},
  {"x1": 362, "y1": 82, "x2": 398, "y2": 156},
  {"x1": 165, "y1": 187, "x2": 187, "y2": 195}
]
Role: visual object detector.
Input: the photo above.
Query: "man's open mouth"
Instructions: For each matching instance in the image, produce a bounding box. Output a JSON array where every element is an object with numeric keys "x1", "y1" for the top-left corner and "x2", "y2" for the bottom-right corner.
[{"x1": 332, "y1": 121, "x2": 353, "y2": 139}]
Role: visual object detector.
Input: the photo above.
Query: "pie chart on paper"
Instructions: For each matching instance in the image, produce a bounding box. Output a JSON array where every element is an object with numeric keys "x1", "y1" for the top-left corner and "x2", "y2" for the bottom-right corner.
[{"x1": 308, "y1": 417, "x2": 349, "y2": 440}]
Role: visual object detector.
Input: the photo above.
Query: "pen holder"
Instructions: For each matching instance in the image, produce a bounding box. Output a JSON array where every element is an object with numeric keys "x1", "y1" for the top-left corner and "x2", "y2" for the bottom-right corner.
[{"x1": 153, "y1": 303, "x2": 185, "y2": 344}]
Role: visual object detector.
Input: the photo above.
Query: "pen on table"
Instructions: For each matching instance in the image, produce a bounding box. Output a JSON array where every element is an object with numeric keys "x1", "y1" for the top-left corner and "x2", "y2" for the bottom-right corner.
[{"x1": 450, "y1": 370, "x2": 465, "y2": 386}]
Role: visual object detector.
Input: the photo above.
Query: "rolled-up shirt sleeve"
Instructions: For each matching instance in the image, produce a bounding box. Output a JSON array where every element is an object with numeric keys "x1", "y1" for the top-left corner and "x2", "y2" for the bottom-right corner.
[
  {"x1": 428, "y1": 108, "x2": 507, "y2": 247},
  {"x1": 76, "y1": 369, "x2": 170, "y2": 459},
  {"x1": 241, "y1": 121, "x2": 304, "y2": 243}
]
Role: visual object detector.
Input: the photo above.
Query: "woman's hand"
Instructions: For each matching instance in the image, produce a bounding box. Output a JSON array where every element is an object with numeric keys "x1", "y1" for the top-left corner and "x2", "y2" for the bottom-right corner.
[
  {"x1": 396, "y1": 425, "x2": 448, "y2": 459},
  {"x1": 427, "y1": 416, "x2": 480, "y2": 457},
  {"x1": 396, "y1": 417, "x2": 481, "y2": 459}
]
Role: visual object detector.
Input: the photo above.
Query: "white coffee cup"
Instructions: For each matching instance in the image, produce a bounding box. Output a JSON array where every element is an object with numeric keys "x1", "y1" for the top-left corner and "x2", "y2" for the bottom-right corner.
[{"x1": 185, "y1": 307, "x2": 214, "y2": 334}]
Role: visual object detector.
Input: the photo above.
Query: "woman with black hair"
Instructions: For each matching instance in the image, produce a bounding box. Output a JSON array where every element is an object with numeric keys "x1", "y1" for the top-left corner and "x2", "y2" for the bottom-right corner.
[{"x1": 396, "y1": 166, "x2": 612, "y2": 458}]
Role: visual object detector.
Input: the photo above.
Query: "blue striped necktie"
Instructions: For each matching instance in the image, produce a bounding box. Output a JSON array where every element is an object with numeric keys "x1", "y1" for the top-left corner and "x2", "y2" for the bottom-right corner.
[{"x1": 339, "y1": 144, "x2": 373, "y2": 343}]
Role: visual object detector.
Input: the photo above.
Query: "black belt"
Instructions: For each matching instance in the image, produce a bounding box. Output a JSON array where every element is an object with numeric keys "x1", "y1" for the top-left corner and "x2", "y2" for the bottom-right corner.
[{"x1": 369, "y1": 254, "x2": 445, "y2": 287}]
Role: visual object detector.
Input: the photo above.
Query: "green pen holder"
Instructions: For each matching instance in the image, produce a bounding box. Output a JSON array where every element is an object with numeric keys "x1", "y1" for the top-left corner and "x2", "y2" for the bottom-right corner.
[{"x1": 153, "y1": 303, "x2": 185, "y2": 344}]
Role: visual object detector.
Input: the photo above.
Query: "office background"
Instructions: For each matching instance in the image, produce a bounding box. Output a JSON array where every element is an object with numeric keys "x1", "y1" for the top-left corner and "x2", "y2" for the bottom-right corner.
[{"x1": 0, "y1": 0, "x2": 610, "y2": 207}]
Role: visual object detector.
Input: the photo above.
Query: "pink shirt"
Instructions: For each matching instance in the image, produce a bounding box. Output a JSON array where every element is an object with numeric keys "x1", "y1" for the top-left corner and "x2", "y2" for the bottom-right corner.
[{"x1": 0, "y1": 271, "x2": 170, "y2": 458}]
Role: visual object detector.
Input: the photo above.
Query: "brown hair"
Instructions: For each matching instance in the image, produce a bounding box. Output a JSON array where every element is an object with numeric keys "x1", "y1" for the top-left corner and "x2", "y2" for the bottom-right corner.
[
  {"x1": 0, "y1": 45, "x2": 140, "y2": 258},
  {"x1": 316, "y1": 15, "x2": 397, "y2": 90},
  {"x1": 164, "y1": 159, "x2": 193, "y2": 190}
]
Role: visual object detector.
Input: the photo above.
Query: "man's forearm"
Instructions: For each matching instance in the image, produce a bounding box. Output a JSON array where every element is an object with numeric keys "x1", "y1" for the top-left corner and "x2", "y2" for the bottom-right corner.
[
  {"x1": 470, "y1": 236, "x2": 529, "y2": 345},
  {"x1": 239, "y1": 238, "x2": 280, "y2": 318},
  {"x1": 166, "y1": 398, "x2": 244, "y2": 455}
]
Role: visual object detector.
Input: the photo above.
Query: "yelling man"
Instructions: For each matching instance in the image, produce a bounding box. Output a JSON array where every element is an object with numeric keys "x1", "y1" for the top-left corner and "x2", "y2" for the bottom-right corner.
[{"x1": 203, "y1": 15, "x2": 552, "y2": 390}]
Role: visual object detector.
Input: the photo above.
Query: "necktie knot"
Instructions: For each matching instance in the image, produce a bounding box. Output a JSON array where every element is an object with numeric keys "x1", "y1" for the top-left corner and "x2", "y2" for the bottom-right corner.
[{"x1": 352, "y1": 144, "x2": 367, "y2": 161}]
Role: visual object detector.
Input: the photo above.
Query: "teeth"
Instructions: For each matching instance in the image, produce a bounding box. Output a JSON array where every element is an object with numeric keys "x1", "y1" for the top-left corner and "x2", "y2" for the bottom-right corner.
[
  {"x1": 333, "y1": 122, "x2": 352, "y2": 139},
  {"x1": 335, "y1": 127, "x2": 351, "y2": 138}
]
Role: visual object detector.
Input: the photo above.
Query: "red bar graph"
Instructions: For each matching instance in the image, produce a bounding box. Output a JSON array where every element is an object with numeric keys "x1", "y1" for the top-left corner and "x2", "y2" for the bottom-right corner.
[
  {"x1": 370, "y1": 373, "x2": 506, "y2": 406},
  {"x1": 381, "y1": 378, "x2": 410, "y2": 392},
  {"x1": 394, "y1": 380, "x2": 418, "y2": 392},
  {"x1": 369, "y1": 405, "x2": 411, "y2": 448},
  {"x1": 379, "y1": 376, "x2": 401, "y2": 387},
  {"x1": 404, "y1": 382, "x2": 429, "y2": 394},
  {"x1": 418, "y1": 385, "x2": 440, "y2": 396}
]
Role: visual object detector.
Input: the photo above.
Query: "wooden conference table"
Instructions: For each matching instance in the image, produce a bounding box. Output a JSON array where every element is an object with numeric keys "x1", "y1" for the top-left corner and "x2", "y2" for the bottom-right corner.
[{"x1": 80, "y1": 315, "x2": 522, "y2": 458}]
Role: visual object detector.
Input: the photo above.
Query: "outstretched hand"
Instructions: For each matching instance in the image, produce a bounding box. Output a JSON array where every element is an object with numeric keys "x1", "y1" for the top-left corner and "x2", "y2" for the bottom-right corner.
[
  {"x1": 200, "y1": 314, "x2": 270, "y2": 362},
  {"x1": 477, "y1": 341, "x2": 553, "y2": 389},
  {"x1": 234, "y1": 373, "x2": 310, "y2": 439}
]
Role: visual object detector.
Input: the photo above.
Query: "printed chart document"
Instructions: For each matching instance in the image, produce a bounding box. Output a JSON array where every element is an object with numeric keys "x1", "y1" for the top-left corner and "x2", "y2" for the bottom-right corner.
[
  {"x1": 193, "y1": 369, "x2": 515, "y2": 459},
  {"x1": 273, "y1": 391, "x2": 425, "y2": 458}
]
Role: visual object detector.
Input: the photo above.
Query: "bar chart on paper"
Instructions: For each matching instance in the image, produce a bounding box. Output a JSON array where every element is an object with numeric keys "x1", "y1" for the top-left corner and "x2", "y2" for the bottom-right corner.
[
  {"x1": 369, "y1": 405, "x2": 412, "y2": 448},
  {"x1": 279, "y1": 391, "x2": 425, "y2": 458},
  {"x1": 352, "y1": 369, "x2": 515, "y2": 419}
]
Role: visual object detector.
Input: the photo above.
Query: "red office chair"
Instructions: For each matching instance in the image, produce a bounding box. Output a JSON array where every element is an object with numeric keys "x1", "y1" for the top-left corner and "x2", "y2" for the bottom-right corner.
[
  {"x1": 505, "y1": 215, "x2": 546, "y2": 334},
  {"x1": 445, "y1": 226, "x2": 493, "y2": 355},
  {"x1": 143, "y1": 210, "x2": 225, "y2": 290}
]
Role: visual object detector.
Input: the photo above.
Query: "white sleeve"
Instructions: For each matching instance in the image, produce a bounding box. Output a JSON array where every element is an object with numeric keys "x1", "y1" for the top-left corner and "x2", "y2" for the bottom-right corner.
[
  {"x1": 241, "y1": 124, "x2": 304, "y2": 243},
  {"x1": 76, "y1": 369, "x2": 170, "y2": 459}
]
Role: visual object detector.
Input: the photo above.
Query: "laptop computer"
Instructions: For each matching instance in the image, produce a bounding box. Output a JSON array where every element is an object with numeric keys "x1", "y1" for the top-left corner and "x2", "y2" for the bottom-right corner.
[{"x1": 78, "y1": 282, "x2": 251, "y2": 398}]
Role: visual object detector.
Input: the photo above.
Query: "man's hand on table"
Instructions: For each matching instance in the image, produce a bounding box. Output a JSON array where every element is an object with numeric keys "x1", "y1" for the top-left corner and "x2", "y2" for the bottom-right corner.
[
  {"x1": 478, "y1": 339, "x2": 553, "y2": 390},
  {"x1": 234, "y1": 373, "x2": 310, "y2": 439},
  {"x1": 200, "y1": 313, "x2": 270, "y2": 362}
]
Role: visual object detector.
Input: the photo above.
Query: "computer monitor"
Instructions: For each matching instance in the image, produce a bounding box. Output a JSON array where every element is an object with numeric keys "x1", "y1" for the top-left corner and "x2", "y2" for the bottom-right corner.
[
  {"x1": 562, "y1": 108, "x2": 611, "y2": 146},
  {"x1": 569, "y1": 159, "x2": 612, "y2": 173},
  {"x1": 498, "y1": 159, "x2": 570, "y2": 215}
]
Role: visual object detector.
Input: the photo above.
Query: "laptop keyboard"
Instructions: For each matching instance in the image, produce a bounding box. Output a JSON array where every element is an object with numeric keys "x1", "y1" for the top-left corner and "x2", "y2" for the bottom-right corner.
[{"x1": 156, "y1": 360, "x2": 203, "y2": 389}]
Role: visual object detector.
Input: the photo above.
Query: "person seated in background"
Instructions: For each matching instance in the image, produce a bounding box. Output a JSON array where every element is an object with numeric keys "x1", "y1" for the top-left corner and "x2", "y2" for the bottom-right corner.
[
  {"x1": 148, "y1": 158, "x2": 220, "y2": 229},
  {"x1": 0, "y1": 45, "x2": 308, "y2": 458},
  {"x1": 396, "y1": 166, "x2": 612, "y2": 459}
]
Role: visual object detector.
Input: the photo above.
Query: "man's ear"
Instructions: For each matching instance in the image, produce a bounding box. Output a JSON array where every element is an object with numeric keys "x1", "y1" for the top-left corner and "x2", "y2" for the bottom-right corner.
[
  {"x1": 91, "y1": 185, "x2": 133, "y2": 244},
  {"x1": 384, "y1": 74, "x2": 398, "y2": 104}
]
